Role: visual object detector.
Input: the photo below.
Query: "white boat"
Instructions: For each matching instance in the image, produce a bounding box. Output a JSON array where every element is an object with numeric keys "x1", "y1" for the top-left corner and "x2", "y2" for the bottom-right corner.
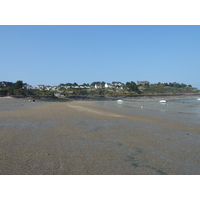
[
  {"x1": 117, "y1": 99, "x2": 123, "y2": 104},
  {"x1": 159, "y1": 100, "x2": 167, "y2": 103},
  {"x1": 197, "y1": 98, "x2": 200, "y2": 101}
]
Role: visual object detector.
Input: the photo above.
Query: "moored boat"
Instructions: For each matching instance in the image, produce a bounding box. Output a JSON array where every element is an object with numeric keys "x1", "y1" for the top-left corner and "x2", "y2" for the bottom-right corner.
[
  {"x1": 117, "y1": 99, "x2": 123, "y2": 103},
  {"x1": 159, "y1": 100, "x2": 167, "y2": 103}
]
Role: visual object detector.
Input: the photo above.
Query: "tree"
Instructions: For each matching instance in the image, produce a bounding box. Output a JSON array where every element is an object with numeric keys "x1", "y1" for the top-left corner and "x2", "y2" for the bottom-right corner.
[
  {"x1": 73, "y1": 82, "x2": 78, "y2": 86},
  {"x1": 82, "y1": 83, "x2": 89, "y2": 86},
  {"x1": 65, "y1": 83, "x2": 73, "y2": 87},
  {"x1": 14, "y1": 80, "x2": 23, "y2": 89},
  {"x1": 126, "y1": 81, "x2": 139, "y2": 92},
  {"x1": 91, "y1": 81, "x2": 102, "y2": 86}
]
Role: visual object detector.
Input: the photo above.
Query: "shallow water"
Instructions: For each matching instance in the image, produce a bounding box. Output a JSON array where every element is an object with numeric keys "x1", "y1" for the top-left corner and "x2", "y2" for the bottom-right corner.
[{"x1": 97, "y1": 98, "x2": 200, "y2": 126}]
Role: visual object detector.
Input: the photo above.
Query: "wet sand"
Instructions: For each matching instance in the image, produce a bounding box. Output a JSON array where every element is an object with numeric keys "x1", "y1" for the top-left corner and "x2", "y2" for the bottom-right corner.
[{"x1": 0, "y1": 97, "x2": 200, "y2": 175}]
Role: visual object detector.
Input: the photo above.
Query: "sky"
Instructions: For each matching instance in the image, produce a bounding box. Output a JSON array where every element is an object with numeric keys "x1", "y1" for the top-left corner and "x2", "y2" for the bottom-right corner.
[{"x1": 0, "y1": 25, "x2": 200, "y2": 88}]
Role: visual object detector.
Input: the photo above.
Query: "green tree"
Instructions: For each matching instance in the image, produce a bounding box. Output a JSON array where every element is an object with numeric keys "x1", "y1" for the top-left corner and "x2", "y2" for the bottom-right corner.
[
  {"x1": 91, "y1": 81, "x2": 102, "y2": 86},
  {"x1": 65, "y1": 83, "x2": 73, "y2": 87},
  {"x1": 14, "y1": 80, "x2": 23, "y2": 89},
  {"x1": 73, "y1": 82, "x2": 78, "y2": 86},
  {"x1": 82, "y1": 83, "x2": 89, "y2": 86},
  {"x1": 125, "y1": 81, "x2": 139, "y2": 93}
]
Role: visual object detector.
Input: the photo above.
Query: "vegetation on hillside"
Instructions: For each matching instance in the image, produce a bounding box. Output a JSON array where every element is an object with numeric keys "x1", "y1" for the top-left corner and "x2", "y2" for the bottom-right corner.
[
  {"x1": 0, "y1": 80, "x2": 199, "y2": 98},
  {"x1": 0, "y1": 81, "x2": 54, "y2": 97},
  {"x1": 140, "y1": 82, "x2": 198, "y2": 94}
]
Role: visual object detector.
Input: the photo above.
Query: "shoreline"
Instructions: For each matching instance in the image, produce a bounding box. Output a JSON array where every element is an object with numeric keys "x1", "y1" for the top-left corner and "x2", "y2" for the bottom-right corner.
[{"x1": 0, "y1": 93, "x2": 200, "y2": 102}]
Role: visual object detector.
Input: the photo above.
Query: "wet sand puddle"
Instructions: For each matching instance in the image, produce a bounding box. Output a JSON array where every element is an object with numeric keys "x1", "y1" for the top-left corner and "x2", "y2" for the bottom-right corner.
[{"x1": 67, "y1": 102, "x2": 200, "y2": 133}]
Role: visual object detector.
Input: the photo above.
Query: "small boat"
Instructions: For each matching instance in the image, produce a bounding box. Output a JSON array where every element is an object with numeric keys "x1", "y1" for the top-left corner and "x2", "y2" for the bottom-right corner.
[
  {"x1": 117, "y1": 99, "x2": 123, "y2": 104},
  {"x1": 159, "y1": 100, "x2": 167, "y2": 103},
  {"x1": 197, "y1": 98, "x2": 200, "y2": 101}
]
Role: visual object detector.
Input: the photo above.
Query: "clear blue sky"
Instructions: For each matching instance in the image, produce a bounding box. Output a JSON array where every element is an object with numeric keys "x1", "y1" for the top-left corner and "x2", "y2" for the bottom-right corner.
[{"x1": 0, "y1": 25, "x2": 200, "y2": 88}]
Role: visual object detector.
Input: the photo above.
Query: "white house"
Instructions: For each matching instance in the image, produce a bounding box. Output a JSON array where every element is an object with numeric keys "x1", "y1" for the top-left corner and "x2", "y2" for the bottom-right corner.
[
  {"x1": 22, "y1": 84, "x2": 33, "y2": 89},
  {"x1": 112, "y1": 81, "x2": 123, "y2": 86},
  {"x1": 50, "y1": 86, "x2": 58, "y2": 91},
  {"x1": 36, "y1": 85, "x2": 45, "y2": 90},
  {"x1": 45, "y1": 86, "x2": 52, "y2": 91},
  {"x1": 112, "y1": 81, "x2": 124, "y2": 89},
  {"x1": 79, "y1": 85, "x2": 91, "y2": 89},
  {"x1": 105, "y1": 83, "x2": 112, "y2": 88},
  {"x1": 95, "y1": 84, "x2": 102, "y2": 89},
  {"x1": 71, "y1": 86, "x2": 79, "y2": 89}
]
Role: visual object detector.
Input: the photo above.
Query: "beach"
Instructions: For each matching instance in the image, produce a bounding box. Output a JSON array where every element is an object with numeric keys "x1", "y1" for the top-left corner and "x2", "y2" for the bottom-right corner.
[{"x1": 0, "y1": 97, "x2": 200, "y2": 175}]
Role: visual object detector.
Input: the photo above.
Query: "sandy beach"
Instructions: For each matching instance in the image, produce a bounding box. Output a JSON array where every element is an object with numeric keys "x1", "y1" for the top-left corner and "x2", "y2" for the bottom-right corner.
[{"x1": 0, "y1": 97, "x2": 200, "y2": 175}]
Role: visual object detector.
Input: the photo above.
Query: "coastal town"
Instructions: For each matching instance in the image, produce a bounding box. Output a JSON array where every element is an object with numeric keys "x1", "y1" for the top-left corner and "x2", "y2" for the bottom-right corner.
[
  {"x1": 0, "y1": 80, "x2": 199, "y2": 98},
  {"x1": 0, "y1": 80, "x2": 149, "y2": 90}
]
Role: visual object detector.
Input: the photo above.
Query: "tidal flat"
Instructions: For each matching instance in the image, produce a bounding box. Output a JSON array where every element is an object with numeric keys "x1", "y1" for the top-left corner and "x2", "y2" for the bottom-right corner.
[{"x1": 0, "y1": 97, "x2": 200, "y2": 175}]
